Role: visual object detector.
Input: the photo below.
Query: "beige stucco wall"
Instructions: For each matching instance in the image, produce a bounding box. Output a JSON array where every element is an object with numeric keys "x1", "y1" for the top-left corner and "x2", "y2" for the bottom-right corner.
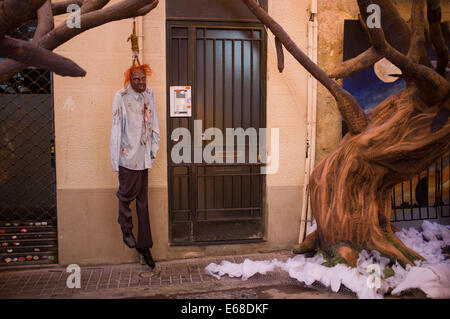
[
  {"x1": 54, "y1": 0, "x2": 168, "y2": 265},
  {"x1": 53, "y1": 0, "x2": 316, "y2": 266}
]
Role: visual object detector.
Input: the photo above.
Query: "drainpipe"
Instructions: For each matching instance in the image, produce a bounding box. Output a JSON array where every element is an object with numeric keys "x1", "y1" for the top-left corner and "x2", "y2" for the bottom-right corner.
[{"x1": 298, "y1": 0, "x2": 318, "y2": 243}]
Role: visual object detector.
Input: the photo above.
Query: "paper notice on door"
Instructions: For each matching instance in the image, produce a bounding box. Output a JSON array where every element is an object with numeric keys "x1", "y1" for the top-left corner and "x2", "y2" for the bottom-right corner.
[{"x1": 170, "y1": 86, "x2": 192, "y2": 117}]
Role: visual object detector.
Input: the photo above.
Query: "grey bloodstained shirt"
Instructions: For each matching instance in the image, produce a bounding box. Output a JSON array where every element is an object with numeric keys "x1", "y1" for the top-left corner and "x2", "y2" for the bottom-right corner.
[{"x1": 110, "y1": 85, "x2": 160, "y2": 171}]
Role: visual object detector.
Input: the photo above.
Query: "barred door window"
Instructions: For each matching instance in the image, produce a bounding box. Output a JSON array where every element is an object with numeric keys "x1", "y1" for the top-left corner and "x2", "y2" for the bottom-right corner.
[{"x1": 0, "y1": 21, "x2": 58, "y2": 266}]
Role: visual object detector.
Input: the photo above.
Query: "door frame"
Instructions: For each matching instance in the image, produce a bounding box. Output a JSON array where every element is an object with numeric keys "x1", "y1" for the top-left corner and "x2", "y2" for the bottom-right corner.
[{"x1": 166, "y1": 20, "x2": 268, "y2": 245}]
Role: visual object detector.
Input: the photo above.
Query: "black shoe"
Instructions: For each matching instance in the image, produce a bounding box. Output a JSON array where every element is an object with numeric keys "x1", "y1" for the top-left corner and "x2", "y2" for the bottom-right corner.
[
  {"x1": 122, "y1": 232, "x2": 136, "y2": 248},
  {"x1": 137, "y1": 248, "x2": 155, "y2": 269}
]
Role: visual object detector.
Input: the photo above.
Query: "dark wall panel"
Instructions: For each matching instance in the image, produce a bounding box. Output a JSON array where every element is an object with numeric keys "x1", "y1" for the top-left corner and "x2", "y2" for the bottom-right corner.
[{"x1": 167, "y1": 0, "x2": 268, "y2": 21}]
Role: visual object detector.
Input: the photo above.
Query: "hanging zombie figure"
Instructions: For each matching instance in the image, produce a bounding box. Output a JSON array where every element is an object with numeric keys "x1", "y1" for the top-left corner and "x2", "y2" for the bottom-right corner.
[{"x1": 110, "y1": 62, "x2": 160, "y2": 269}]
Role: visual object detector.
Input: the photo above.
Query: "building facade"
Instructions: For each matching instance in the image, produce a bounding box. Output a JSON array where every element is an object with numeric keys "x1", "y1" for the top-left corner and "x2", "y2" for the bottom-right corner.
[{"x1": 1, "y1": 0, "x2": 449, "y2": 267}]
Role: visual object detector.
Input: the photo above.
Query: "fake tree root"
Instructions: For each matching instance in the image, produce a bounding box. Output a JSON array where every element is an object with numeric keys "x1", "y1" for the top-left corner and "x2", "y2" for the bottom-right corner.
[{"x1": 293, "y1": 229, "x2": 424, "y2": 268}]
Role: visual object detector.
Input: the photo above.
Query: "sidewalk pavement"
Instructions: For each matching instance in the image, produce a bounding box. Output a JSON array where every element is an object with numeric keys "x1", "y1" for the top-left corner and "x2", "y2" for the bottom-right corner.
[{"x1": 0, "y1": 250, "x2": 358, "y2": 299}]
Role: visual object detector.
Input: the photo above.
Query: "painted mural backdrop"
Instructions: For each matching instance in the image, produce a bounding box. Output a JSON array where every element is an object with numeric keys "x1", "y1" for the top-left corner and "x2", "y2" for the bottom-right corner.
[{"x1": 343, "y1": 20, "x2": 449, "y2": 217}]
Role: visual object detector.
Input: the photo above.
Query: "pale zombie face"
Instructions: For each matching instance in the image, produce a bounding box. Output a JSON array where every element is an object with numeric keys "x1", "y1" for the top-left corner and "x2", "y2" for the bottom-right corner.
[{"x1": 130, "y1": 70, "x2": 146, "y2": 93}]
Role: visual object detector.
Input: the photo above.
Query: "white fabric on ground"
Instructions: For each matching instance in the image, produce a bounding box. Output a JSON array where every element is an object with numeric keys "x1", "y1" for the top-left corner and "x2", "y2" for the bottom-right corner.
[{"x1": 204, "y1": 221, "x2": 450, "y2": 299}]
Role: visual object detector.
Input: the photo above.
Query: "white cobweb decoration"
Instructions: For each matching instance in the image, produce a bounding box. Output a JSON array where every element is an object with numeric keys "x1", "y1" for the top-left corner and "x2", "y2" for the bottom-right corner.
[{"x1": 205, "y1": 221, "x2": 450, "y2": 299}]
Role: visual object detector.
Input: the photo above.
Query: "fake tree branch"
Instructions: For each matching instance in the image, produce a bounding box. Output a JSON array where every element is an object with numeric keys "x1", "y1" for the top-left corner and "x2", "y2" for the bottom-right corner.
[
  {"x1": 427, "y1": 0, "x2": 449, "y2": 75},
  {"x1": 330, "y1": 0, "x2": 411, "y2": 79},
  {"x1": 274, "y1": 36, "x2": 284, "y2": 73},
  {"x1": 0, "y1": 0, "x2": 159, "y2": 82},
  {"x1": 134, "y1": 2, "x2": 160, "y2": 16},
  {"x1": 329, "y1": 47, "x2": 382, "y2": 79},
  {"x1": 357, "y1": 0, "x2": 450, "y2": 104},
  {"x1": 0, "y1": 0, "x2": 47, "y2": 38},
  {"x1": 407, "y1": 0, "x2": 426, "y2": 63},
  {"x1": 33, "y1": 0, "x2": 54, "y2": 40},
  {"x1": 241, "y1": 0, "x2": 368, "y2": 135},
  {"x1": 330, "y1": 14, "x2": 383, "y2": 79},
  {"x1": 51, "y1": 0, "x2": 83, "y2": 16},
  {"x1": 36, "y1": 0, "x2": 158, "y2": 48},
  {"x1": 0, "y1": 36, "x2": 86, "y2": 77},
  {"x1": 80, "y1": 0, "x2": 110, "y2": 14}
]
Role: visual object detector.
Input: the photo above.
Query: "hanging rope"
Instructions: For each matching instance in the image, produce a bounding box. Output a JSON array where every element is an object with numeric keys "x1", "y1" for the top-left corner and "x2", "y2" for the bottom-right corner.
[{"x1": 127, "y1": 18, "x2": 141, "y2": 66}]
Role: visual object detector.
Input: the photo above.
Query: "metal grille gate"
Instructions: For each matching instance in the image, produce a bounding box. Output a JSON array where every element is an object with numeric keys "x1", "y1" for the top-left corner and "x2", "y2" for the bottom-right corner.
[
  {"x1": 0, "y1": 21, "x2": 58, "y2": 266},
  {"x1": 391, "y1": 150, "x2": 450, "y2": 222},
  {"x1": 167, "y1": 22, "x2": 267, "y2": 244}
]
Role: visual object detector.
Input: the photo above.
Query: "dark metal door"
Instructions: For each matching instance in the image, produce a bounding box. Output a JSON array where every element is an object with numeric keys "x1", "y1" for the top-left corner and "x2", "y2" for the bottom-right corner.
[
  {"x1": 0, "y1": 22, "x2": 58, "y2": 266},
  {"x1": 167, "y1": 22, "x2": 267, "y2": 244}
]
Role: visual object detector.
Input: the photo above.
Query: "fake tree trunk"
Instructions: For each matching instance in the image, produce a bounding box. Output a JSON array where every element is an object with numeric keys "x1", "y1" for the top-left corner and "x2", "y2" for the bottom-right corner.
[
  {"x1": 241, "y1": 0, "x2": 450, "y2": 267},
  {"x1": 304, "y1": 88, "x2": 449, "y2": 267}
]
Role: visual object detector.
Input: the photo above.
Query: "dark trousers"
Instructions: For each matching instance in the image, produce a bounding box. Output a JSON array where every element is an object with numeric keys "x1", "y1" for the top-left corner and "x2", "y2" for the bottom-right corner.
[{"x1": 116, "y1": 166, "x2": 153, "y2": 249}]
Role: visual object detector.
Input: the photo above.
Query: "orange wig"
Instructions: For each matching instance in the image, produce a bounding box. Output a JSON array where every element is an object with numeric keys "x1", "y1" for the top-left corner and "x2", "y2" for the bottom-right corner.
[{"x1": 123, "y1": 64, "x2": 152, "y2": 88}]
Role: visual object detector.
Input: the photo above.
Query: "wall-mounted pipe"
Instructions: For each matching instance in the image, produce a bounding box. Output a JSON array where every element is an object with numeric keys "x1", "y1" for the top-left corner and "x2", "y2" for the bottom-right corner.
[{"x1": 298, "y1": 0, "x2": 318, "y2": 243}]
